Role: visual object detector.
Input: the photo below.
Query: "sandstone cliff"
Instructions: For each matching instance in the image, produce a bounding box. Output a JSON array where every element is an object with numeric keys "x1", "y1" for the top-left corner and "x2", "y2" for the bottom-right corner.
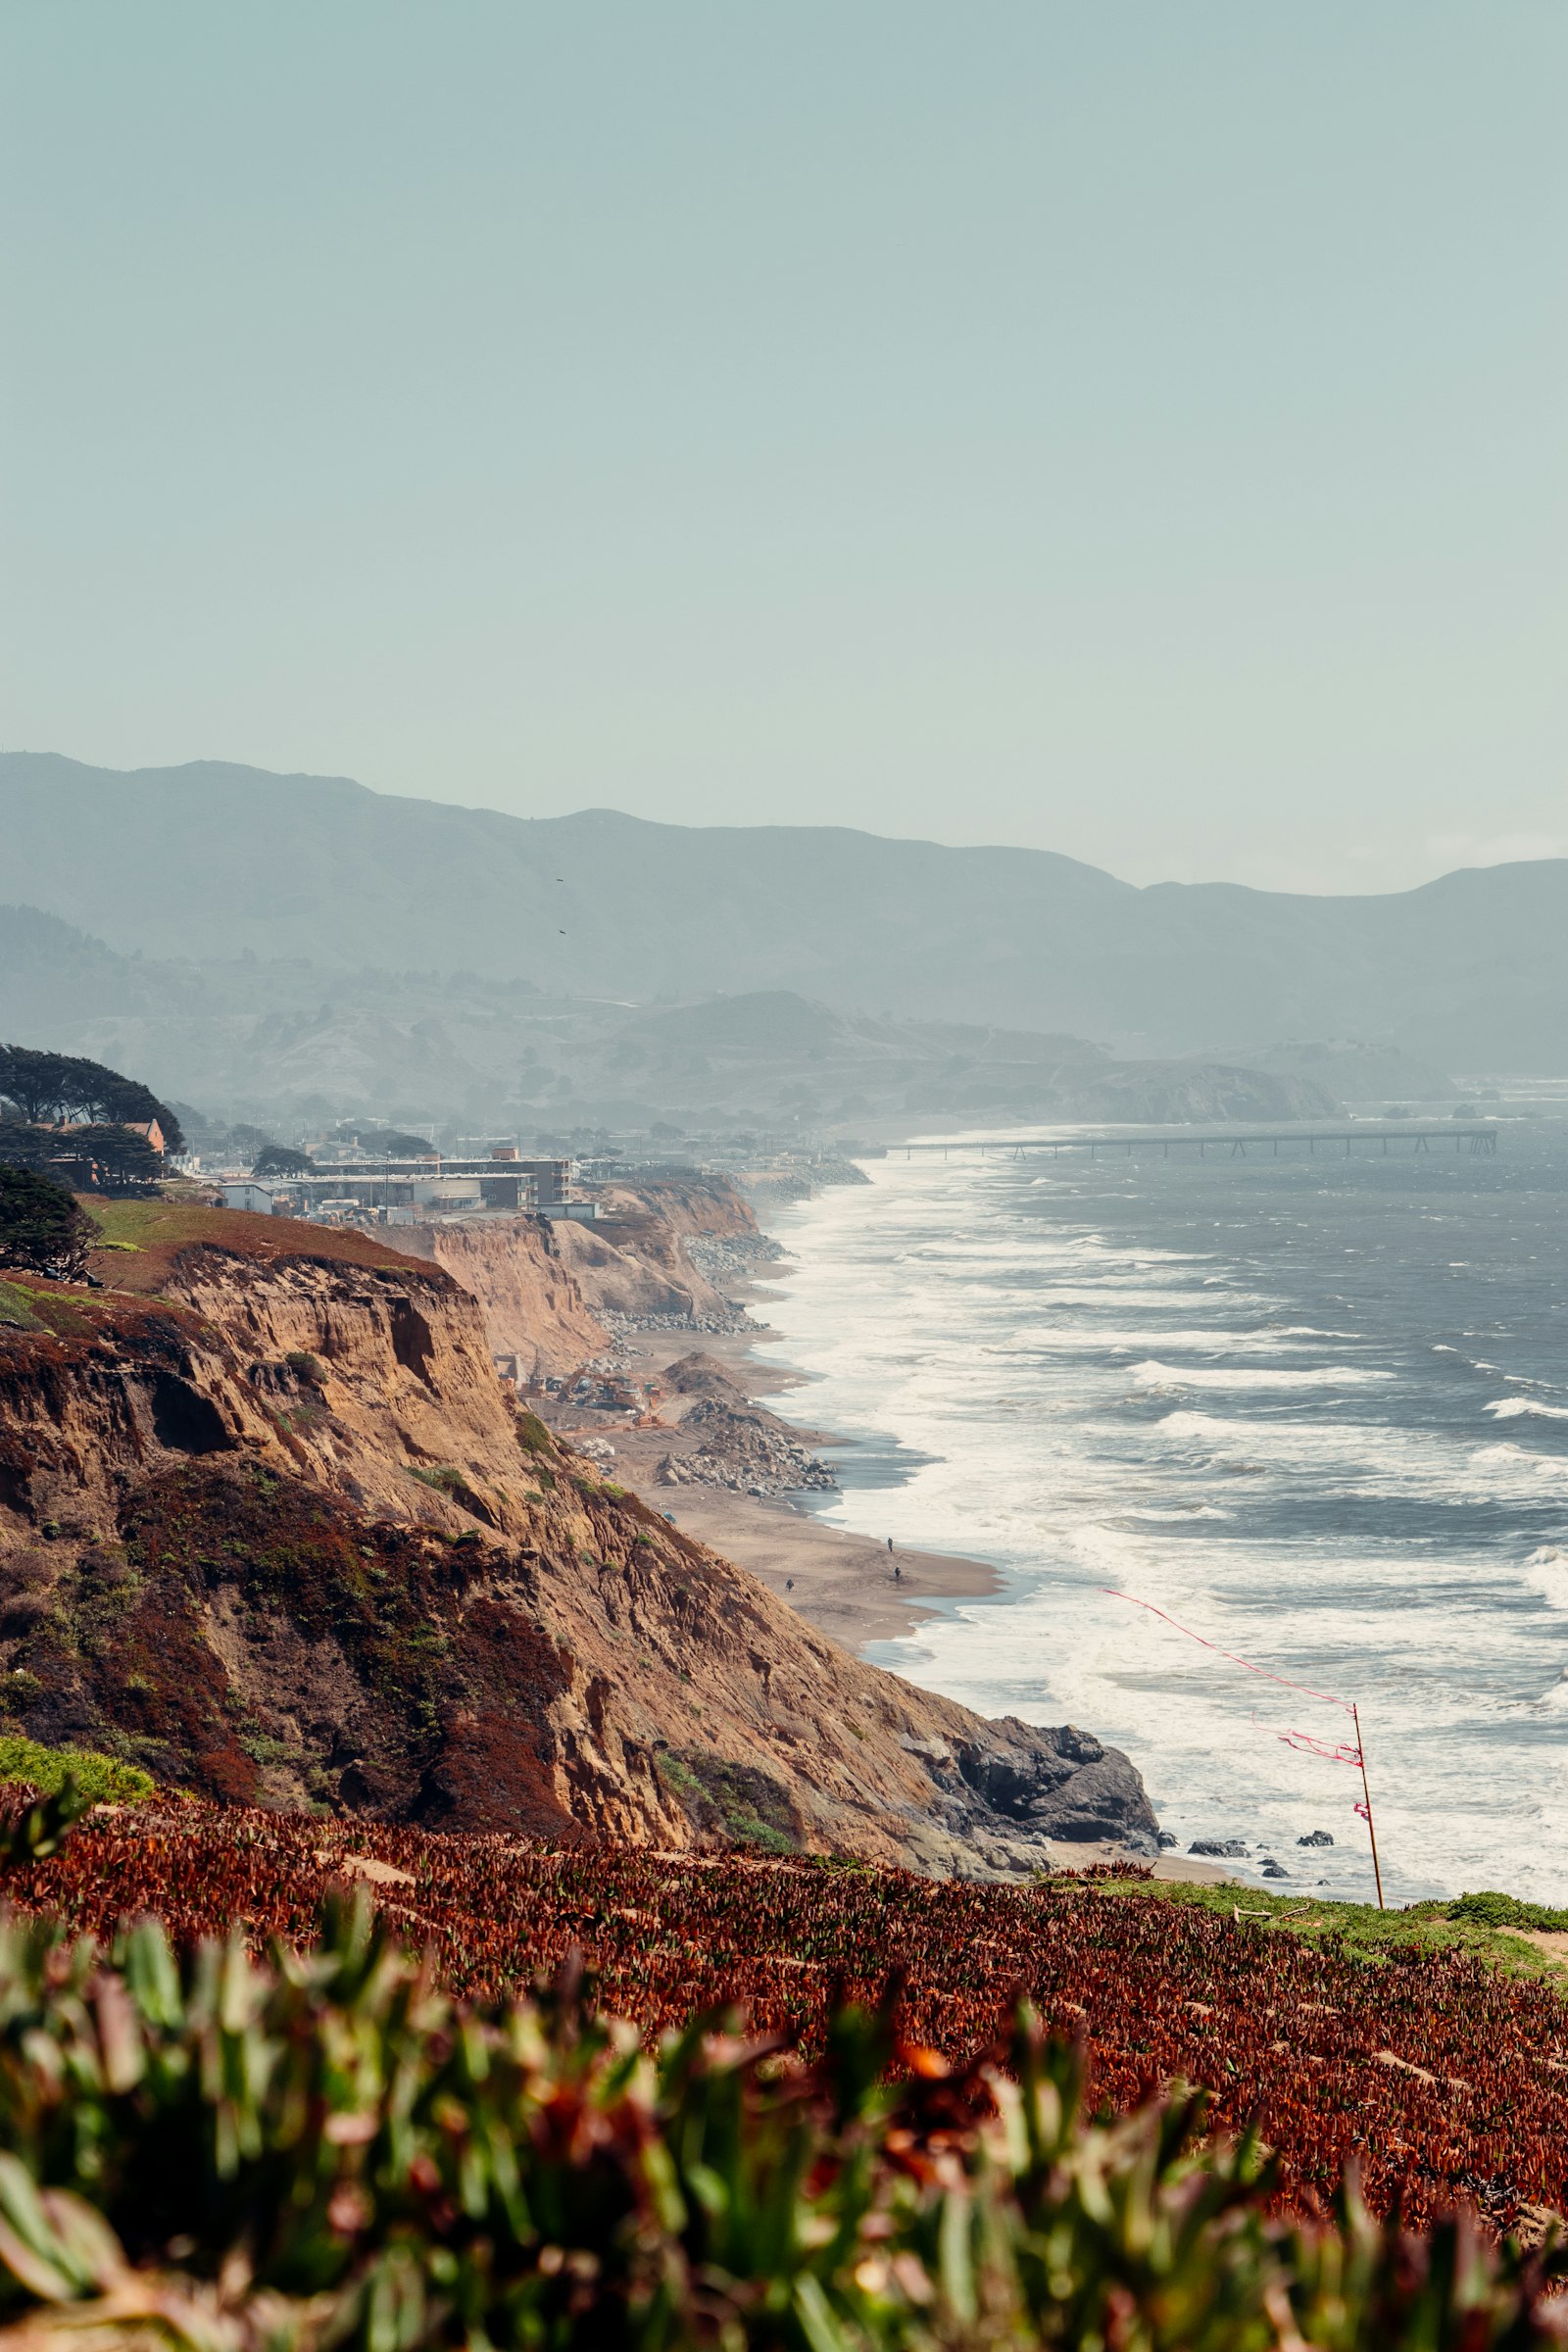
[
  {"x1": 0, "y1": 1202, "x2": 1157, "y2": 1874},
  {"x1": 397, "y1": 1214, "x2": 608, "y2": 1378},
  {"x1": 550, "y1": 1176, "x2": 755, "y2": 1324},
  {"x1": 393, "y1": 1175, "x2": 758, "y2": 1372}
]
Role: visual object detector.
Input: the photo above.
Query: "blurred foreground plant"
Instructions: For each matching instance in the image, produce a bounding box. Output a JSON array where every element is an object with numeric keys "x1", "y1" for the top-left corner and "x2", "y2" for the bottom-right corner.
[{"x1": 0, "y1": 1891, "x2": 1558, "y2": 2352}]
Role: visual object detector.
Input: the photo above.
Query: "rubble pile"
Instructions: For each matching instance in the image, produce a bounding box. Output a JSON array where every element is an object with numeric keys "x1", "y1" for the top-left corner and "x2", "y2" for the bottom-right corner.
[{"x1": 655, "y1": 1397, "x2": 837, "y2": 1499}]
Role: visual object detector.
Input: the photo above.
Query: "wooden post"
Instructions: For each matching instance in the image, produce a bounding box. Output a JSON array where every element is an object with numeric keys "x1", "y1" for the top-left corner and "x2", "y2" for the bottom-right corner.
[{"x1": 1352, "y1": 1702, "x2": 1385, "y2": 1910}]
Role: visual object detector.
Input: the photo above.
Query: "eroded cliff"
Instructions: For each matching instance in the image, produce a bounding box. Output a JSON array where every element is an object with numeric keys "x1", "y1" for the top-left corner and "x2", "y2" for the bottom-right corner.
[
  {"x1": 397, "y1": 1214, "x2": 609, "y2": 1377},
  {"x1": 0, "y1": 1203, "x2": 1156, "y2": 1874},
  {"x1": 391, "y1": 1174, "x2": 759, "y2": 1373}
]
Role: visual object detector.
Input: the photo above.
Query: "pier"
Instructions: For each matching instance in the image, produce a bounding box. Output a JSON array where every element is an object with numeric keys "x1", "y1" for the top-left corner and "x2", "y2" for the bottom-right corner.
[{"x1": 900, "y1": 1127, "x2": 1500, "y2": 1162}]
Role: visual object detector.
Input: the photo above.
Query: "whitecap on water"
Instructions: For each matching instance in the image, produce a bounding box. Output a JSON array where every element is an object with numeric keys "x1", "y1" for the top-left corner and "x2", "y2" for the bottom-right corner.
[
  {"x1": 1114, "y1": 1505, "x2": 1236, "y2": 1523},
  {"x1": 1486, "y1": 1397, "x2": 1568, "y2": 1422},
  {"x1": 1132, "y1": 1359, "x2": 1391, "y2": 1391},
  {"x1": 1017, "y1": 1328, "x2": 1308, "y2": 1355},
  {"x1": 1524, "y1": 1547, "x2": 1568, "y2": 1609}
]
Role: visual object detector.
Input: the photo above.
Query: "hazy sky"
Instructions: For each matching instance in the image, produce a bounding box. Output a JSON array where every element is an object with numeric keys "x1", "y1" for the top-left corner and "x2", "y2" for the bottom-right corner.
[{"x1": 4, "y1": 4, "x2": 1564, "y2": 894}]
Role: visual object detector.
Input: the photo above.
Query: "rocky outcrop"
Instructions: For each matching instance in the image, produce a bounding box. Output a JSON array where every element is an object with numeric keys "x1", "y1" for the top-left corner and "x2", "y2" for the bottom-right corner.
[
  {"x1": 952, "y1": 1720, "x2": 1159, "y2": 1845},
  {"x1": 0, "y1": 1207, "x2": 1158, "y2": 1874}
]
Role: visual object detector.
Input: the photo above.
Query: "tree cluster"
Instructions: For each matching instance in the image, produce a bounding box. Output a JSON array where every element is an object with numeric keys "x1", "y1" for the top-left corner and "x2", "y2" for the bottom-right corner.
[
  {"x1": 327, "y1": 1123, "x2": 436, "y2": 1155},
  {"x1": 0, "y1": 1123, "x2": 164, "y2": 1191},
  {"x1": 0, "y1": 1045, "x2": 183, "y2": 1152},
  {"x1": 0, "y1": 1165, "x2": 95, "y2": 1282},
  {"x1": 252, "y1": 1144, "x2": 314, "y2": 1177}
]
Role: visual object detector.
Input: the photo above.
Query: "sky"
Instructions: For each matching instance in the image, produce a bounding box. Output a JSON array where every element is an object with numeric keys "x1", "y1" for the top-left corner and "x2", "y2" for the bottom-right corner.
[{"x1": 3, "y1": 3, "x2": 1564, "y2": 896}]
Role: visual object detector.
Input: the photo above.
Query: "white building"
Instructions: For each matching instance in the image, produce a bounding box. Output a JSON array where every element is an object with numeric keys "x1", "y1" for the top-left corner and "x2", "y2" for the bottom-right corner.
[{"x1": 220, "y1": 1181, "x2": 278, "y2": 1215}]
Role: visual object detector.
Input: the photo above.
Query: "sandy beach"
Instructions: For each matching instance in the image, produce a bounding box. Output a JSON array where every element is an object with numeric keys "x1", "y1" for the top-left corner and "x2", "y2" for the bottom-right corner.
[
  {"x1": 648, "y1": 1486, "x2": 1001, "y2": 1649},
  {"x1": 551, "y1": 1317, "x2": 1003, "y2": 1651}
]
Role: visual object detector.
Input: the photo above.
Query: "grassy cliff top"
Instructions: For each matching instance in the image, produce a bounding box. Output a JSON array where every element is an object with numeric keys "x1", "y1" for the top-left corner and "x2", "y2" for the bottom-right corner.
[
  {"x1": 86, "y1": 1198, "x2": 427, "y2": 1291},
  {"x1": 1093, "y1": 1870, "x2": 1568, "y2": 1988}
]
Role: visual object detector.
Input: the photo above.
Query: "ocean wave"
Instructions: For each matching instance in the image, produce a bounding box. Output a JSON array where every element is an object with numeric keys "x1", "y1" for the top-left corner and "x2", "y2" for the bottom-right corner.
[
  {"x1": 1523, "y1": 1547, "x2": 1568, "y2": 1610},
  {"x1": 1469, "y1": 1444, "x2": 1568, "y2": 1483},
  {"x1": 760, "y1": 1134, "x2": 1568, "y2": 1905},
  {"x1": 1132, "y1": 1359, "x2": 1391, "y2": 1391},
  {"x1": 1485, "y1": 1397, "x2": 1568, "y2": 1422},
  {"x1": 1035, "y1": 1285, "x2": 1248, "y2": 1307},
  {"x1": 1016, "y1": 1329, "x2": 1307, "y2": 1355},
  {"x1": 1114, "y1": 1505, "x2": 1235, "y2": 1522}
]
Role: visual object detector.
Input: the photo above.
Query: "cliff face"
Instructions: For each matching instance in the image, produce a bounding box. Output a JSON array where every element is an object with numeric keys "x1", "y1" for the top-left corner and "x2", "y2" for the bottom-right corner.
[
  {"x1": 0, "y1": 1206, "x2": 1157, "y2": 1873},
  {"x1": 550, "y1": 1177, "x2": 756, "y2": 1324},
  {"x1": 391, "y1": 1176, "x2": 758, "y2": 1371},
  {"x1": 397, "y1": 1215, "x2": 609, "y2": 1377}
]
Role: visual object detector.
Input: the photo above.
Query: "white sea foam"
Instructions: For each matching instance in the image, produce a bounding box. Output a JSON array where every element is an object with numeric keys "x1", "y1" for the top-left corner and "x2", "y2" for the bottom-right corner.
[
  {"x1": 1471, "y1": 1444, "x2": 1568, "y2": 1484},
  {"x1": 1486, "y1": 1397, "x2": 1568, "y2": 1422},
  {"x1": 1523, "y1": 1548, "x2": 1568, "y2": 1610},
  {"x1": 1132, "y1": 1359, "x2": 1390, "y2": 1391},
  {"x1": 1115, "y1": 1505, "x2": 1235, "y2": 1523},
  {"x1": 1013, "y1": 1329, "x2": 1306, "y2": 1355},
  {"x1": 1030, "y1": 1285, "x2": 1250, "y2": 1308},
  {"x1": 756, "y1": 1146, "x2": 1568, "y2": 1905}
]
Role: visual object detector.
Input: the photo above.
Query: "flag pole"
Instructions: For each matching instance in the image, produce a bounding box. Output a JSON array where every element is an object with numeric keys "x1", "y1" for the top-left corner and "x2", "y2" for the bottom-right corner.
[{"x1": 1352, "y1": 1702, "x2": 1385, "y2": 1910}]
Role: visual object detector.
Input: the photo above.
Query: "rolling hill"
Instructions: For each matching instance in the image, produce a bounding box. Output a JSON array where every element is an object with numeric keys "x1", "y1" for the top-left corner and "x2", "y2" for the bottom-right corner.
[{"x1": 4, "y1": 751, "x2": 1565, "y2": 1067}]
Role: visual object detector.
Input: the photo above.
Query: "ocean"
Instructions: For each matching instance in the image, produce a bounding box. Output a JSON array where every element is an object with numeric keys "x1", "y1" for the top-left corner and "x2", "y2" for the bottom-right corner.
[{"x1": 755, "y1": 1120, "x2": 1568, "y2": 1905}]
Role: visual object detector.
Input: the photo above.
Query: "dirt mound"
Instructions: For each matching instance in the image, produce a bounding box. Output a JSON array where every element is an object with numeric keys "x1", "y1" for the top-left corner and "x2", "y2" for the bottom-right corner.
[{"x1": 662, "y1": 1349, "x2": 748, "y2": 1398}]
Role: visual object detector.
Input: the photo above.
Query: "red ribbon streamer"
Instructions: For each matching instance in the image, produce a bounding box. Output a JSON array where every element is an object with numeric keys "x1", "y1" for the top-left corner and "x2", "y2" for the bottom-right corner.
[
  {"x1": 1272, "y1": 1727, "x2": 1363, "y2": 1767},
  {"x1": 1102, "y1": 1589, "x2": 1356, "y2": 1715}
]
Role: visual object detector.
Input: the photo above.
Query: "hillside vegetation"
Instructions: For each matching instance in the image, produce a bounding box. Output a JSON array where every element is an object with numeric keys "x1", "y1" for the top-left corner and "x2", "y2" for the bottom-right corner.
[
  {"x1": 0, "y1": 1849, "x2": 1563, "y2": 2352},
  {"x1": 5, "y1": 1801, "x2": 1566, "y2": 2244}
]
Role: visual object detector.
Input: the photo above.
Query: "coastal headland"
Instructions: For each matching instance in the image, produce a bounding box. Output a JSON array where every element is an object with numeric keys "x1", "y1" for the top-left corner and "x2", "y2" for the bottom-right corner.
[{"x1": 0, "y1": 1177, "x2": 1160, "y2": 1876}]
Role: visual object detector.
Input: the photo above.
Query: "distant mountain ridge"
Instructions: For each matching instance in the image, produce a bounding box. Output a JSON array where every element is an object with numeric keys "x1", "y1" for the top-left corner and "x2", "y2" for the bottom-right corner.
[
  {"x1": 0, "y1": 908, "x2": 1351, "y2": 1125},
  {"x1": 5, "y1": 751, "x2": 1566, "y2": 1067}
]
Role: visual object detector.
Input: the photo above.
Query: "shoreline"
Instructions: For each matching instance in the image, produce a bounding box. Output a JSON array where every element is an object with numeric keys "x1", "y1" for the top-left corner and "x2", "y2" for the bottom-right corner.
[
  {"x1": 541, "y1": 1211, "x2": 1243, "y2": 1886},
  {"x1": 588, "y1": 1215, "x2": 1242, "y2": 1888},
  {"x1": 591, "y1": 1318, "x2": 1005, "y2": 1652}
]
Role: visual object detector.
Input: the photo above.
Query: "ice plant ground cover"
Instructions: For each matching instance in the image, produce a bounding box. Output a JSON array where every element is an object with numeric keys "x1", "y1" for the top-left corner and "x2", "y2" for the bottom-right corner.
[
  {"x1": 0, "y1": 1786, "x2": 1563, "y2": 2267},
  {"x1": 0, "y1": 1846, "x2": 1561, "y2": 2350}
]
